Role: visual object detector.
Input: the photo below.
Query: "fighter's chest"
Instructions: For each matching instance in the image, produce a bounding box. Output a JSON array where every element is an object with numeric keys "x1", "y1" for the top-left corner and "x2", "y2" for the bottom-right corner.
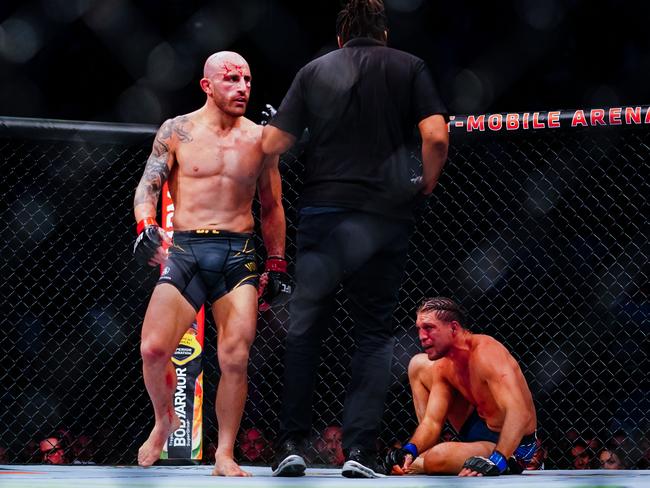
[
  {"x1": 446, "y1": 365, "x2": 486, "y2": 405},
  {"x1": 175, "y1": 135, "x2": 262, "y2": 181}
]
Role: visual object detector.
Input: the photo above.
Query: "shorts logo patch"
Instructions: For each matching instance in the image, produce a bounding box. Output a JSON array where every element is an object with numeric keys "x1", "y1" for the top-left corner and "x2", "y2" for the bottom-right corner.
[
  {"x1": 234, "y1": 238, "x2": 255, "y2": 256},
  {"x1": 162, "y1": 266, "x2": 170, "y2": 276},
  {"x1": 244, "y1": 262, "x2": 257, "y2": 272}
]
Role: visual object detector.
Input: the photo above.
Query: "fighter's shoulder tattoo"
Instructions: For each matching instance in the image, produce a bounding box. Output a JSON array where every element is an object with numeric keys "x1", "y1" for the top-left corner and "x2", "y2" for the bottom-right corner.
[
  {"x1": 171, "y1": 115, "x2": 193, "y2": 143},
  {"x1": 151, "y1": 115, "x2": 195, "y2": 157},
  {"x1": 152, "y1": 119, "x2": 173, "y2": 158}
]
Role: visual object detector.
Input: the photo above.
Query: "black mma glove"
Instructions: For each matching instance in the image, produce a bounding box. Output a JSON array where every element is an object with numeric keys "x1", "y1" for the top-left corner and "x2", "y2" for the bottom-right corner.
[
  {"x1": 462, "y1": 450, "x2": 508, "y2": 476},
  {"x1": 260, "y1": 103, "x2": 277, "y2": 126},
  {"x1": 507, "y1": 455, "x2": 525, "y2": 474},
  {"x1": 258, "y1": 257, "x2": 293, "y2": 312},
  {"x1": 383, "y1": 443, "x2": 417, "y2": 475},
  {"x1": 133, "y1": 218, "x2": 163, "y2": 266}
]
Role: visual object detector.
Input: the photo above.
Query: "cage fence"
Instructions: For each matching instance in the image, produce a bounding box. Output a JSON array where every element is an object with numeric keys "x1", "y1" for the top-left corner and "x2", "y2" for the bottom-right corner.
[{"x1": 0, "y1": 108, "x2": 648, "y2": 469}]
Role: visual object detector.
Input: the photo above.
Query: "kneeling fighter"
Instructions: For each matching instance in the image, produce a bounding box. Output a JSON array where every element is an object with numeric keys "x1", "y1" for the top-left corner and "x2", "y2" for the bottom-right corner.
[
  {"x1": 132, "y1": 51, "x2": 291, "y2": 476},
  {"x1": 385, "y1": 297, "x2": 537, "y2": 476}
]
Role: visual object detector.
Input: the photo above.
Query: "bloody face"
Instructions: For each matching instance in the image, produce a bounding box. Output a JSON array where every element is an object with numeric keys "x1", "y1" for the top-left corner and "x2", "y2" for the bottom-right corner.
[{"x1": 207, "y1": 61, "x2": 251, "y2": 117}]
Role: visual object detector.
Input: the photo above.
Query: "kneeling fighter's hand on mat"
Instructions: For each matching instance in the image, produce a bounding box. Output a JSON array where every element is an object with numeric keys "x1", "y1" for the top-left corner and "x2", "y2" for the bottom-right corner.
[
  {"x1": 133, "y1": 218, "x2": 171, "y2": 267},
  {"x1": 383, "y1": 443, "x2": 417, "y2": 475},
  {"x1": 460, "y1": 450, "x2": 507, "y2": 476},
  {"x1": 506, "y1": 456, "x2": 525, "y2": 474},
  {"x1": 258, "y1": 257, "x2": 293, "y2": 312}
]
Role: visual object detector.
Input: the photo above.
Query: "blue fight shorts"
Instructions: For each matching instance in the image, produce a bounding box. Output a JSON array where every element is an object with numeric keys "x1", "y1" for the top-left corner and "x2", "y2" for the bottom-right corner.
[{"x1": 458, "y1": 410, "x2": 538, "y2": 463}]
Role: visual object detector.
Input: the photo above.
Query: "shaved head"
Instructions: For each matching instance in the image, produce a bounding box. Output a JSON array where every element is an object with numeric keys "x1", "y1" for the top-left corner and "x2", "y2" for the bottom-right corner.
[
  {"x1": 200, "y1": 51, "x2": 252, "y2": 117},
  {"x1": 203, "y1": 51, "x2": 249, "y2": 79}
]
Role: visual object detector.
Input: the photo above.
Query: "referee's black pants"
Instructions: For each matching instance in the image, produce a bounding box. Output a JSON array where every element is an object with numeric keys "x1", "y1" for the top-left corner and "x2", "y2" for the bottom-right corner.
[{"x1": 279, "y1": 210, "x2": 412, "y2": 453}]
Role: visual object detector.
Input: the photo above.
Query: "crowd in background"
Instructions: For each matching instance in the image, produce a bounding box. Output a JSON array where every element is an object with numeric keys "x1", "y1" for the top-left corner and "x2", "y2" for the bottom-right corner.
[{"x1": 5, "y1": 424, "x2": 649, "y2": 470}]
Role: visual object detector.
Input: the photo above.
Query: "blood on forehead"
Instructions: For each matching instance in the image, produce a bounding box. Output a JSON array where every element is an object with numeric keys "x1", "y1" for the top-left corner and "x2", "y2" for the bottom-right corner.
[{"x1": 221, "y1": 62, "x2": 246, "y2": 77}]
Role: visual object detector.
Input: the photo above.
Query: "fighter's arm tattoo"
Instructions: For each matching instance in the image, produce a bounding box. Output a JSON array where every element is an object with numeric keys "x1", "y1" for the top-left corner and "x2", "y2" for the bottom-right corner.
[
  {"x1": 134, "y1": 119, "x2": 175, "y2": 212},
  {"x1": 133, "y1": 117, "x2": 194, "y2": 217}
]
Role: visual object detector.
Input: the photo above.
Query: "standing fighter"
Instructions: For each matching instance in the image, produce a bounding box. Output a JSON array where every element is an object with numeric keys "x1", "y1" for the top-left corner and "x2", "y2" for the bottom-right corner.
[
  {"x1": 262, "y1": 0, "x2": 448, "y2": 478},
  {"x1": 132, "y1": 51, "x2": 289, "y2": 476},
  {"x1": 384, "y1": 297, "x2": 538, "y2": 476}
]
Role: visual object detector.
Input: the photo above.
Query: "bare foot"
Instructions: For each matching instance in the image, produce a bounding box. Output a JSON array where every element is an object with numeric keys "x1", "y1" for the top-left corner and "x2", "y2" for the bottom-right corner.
[
  {"x1": 138, "y1": 413, "x2": 181, "y2": 467},
  {"x1": 212, "y1": 455, "x2": 252, "y2": 477},
  {"x1": 405, "y1": 456, "x2": 425, "y2": 475}
]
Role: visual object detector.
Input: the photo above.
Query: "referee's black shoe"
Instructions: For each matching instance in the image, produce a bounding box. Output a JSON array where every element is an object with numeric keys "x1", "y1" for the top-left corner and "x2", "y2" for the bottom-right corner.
[
  {"x1": 342, "y1": 447, "x2": 385, "y2": 478},
  {"x1": 272, "y1": 440, "x2": 306, "y2": 477}
]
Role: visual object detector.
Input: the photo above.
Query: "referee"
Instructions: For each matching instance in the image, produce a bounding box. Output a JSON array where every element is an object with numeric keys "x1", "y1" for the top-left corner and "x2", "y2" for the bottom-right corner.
[{"x1": 262, "y1": 0, "x2": 449, "y2": 478}]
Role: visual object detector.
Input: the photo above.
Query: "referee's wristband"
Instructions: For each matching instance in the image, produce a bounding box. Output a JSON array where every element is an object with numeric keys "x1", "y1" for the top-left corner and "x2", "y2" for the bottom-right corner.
[
  {"x1": 136, "y1": 217, "x2": 158, "y2": 235},
  {"x1": 403, "y1": 443, "x2": 418, "y2": 458},
  {"x1": 488, "y1": 450, "x2": 508, "y2": 473}
]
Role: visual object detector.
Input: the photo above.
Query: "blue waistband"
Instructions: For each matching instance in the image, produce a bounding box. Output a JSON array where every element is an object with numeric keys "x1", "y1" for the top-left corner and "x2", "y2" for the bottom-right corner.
[{"x1": 459, "y1": 410, "x2": 537, "y2": 446}]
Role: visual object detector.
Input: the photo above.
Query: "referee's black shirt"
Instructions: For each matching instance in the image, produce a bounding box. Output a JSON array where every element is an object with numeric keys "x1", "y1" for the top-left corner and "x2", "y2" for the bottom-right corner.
[{"x1": 270, "y1": 37, "x2": 448, "y2": 220}]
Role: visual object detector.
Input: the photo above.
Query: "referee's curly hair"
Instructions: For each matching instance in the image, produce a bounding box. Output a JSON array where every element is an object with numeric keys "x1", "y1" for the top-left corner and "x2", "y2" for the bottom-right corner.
[{"x1": 336, "y1": 0, "x2": 387, "y2": 45}]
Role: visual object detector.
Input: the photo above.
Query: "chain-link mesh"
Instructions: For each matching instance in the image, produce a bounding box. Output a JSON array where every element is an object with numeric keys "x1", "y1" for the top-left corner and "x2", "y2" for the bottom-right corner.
[{"x1": 1, "y1": 115, "x2": 648, "y2": 469}]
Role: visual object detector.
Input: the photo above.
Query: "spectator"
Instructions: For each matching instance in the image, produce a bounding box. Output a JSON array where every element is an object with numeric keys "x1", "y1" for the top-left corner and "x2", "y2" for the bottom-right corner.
[
  {"x1": 606, "y1": 430, "x2": 635, "y2": 464},
  {"x1": 315, "y1": 426, "x2": 344, "y2": 466},
  {"x1": 551, "y1": 427, "x2": 579, "y2": 467},
  {"x1": 581, "y1": 429, "x2": 602, "y2": 452},
  {"x1": 571, "y1": 441, "x2": 593, "y2": 470},
  {"x1": 609, "y1": 429, "x2": 628, "y2": 448},
  {"x1": 565, "y1": 428, "x2": 579, "y2": 444},
  {"x1": 238, "y1": 428, "x2": 270, "y2": 464},
  {"x1": 71, "y1": 434, "x2": 95, "y2": 464},
  {"x1": 39, "y1": 436, "x2": 66, "y2": 465},
  {"x1": 598, "y1": 447, "x2": 626, "y2": 470},
  {"x1": 55, "y1": 426, "x2": 73, "y2": 447},
  {"x1": 0, "y1": 445, "x2": 7, "y2": 463}
]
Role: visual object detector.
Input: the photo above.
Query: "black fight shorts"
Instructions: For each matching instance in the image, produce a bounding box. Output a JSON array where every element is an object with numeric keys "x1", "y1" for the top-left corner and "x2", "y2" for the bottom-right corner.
[{"x1": 157, "y1": 230, "x2": 259, "y2": 311}]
